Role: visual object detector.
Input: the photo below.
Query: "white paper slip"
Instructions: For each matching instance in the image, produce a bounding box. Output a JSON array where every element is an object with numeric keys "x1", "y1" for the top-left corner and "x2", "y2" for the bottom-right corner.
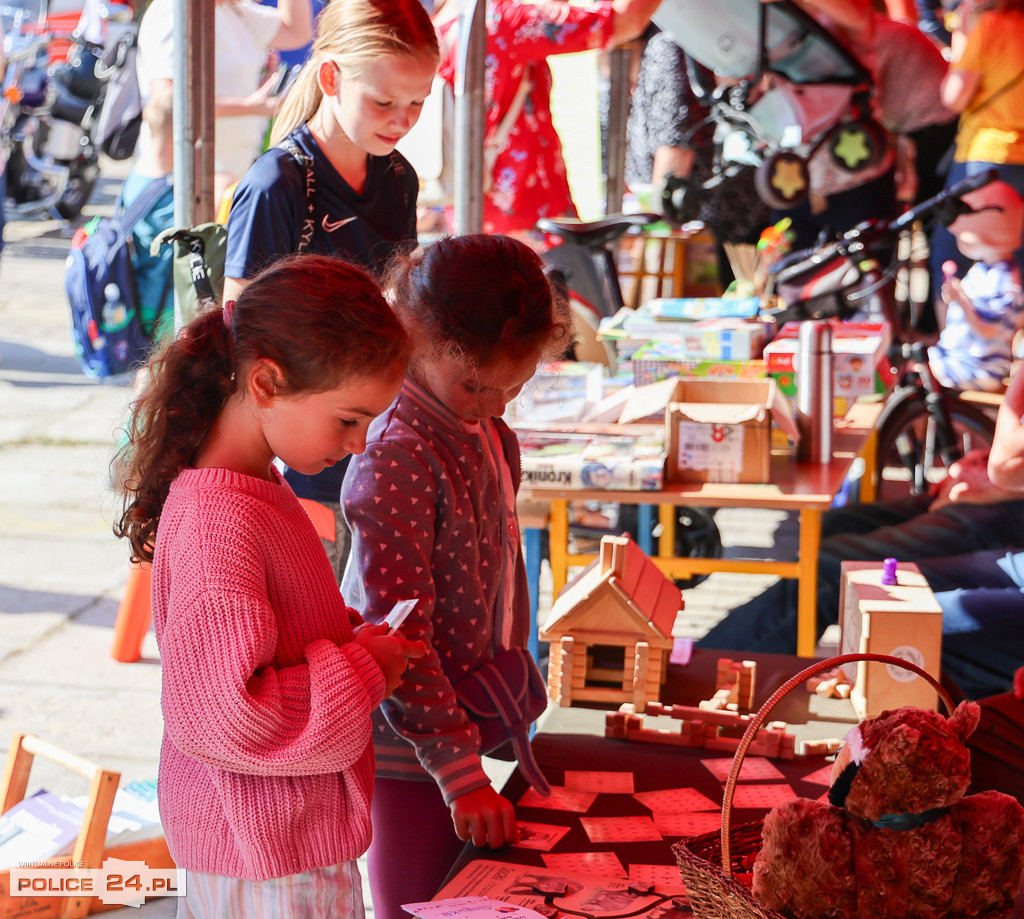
[
  {"x1": 386, "y1": 598, "x2": 418, "y2": 634},
  {"x1": 402, "y1": 897, "x2": 549, "y2": 919}
]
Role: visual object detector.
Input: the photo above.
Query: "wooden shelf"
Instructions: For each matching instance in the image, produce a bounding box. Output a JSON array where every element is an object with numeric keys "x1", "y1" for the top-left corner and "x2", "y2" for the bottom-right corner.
[{"x1": 1, "y1": 734, "x2": 174, "y2": 919}]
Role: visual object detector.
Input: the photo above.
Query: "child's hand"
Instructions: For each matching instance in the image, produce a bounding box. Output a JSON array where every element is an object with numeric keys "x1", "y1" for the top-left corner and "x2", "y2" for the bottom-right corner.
[
  {"x1": 450, "y1": 785, "x2": 518, "y2": 849},
  {"x1": 353, "y1": 625, "x2": 426, "y2": 696}
]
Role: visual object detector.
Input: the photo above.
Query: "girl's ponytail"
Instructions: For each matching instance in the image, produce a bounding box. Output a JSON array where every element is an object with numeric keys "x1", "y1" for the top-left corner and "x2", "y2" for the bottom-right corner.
[
  {"x1": 114, "y1": 306, "x2": 236, "y2": 563},
  {"x1": 270, "y1": 64, "x2": 323, "y2": 146}
]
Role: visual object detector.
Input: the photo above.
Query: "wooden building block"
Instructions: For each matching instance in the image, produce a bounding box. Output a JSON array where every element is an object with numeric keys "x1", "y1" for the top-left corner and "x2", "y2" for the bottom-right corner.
[{"x1": 839, "y1": 562, "x2": 942, "y2": 718}]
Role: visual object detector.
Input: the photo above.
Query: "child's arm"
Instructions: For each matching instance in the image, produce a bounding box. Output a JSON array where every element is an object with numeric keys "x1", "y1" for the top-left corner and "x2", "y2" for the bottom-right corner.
[
  {"x1": 943, "y1": 272, "x2": 1022, "y2": 340},
  {"x1": 343, "y1": 440, "x2": 497, "y2": 805},
  {"x1": 158, "y1": 523, "x2": 391, "y2": 777},
  {"x1": 989, "y1": 362, "x2": 1024, "y2": 489}
]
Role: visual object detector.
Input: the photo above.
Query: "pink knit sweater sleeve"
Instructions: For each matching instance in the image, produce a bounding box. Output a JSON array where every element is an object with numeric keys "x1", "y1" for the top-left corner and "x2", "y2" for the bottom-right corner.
[{"x1": 155, "y1": 487, "x2": 387, "y2": 777}]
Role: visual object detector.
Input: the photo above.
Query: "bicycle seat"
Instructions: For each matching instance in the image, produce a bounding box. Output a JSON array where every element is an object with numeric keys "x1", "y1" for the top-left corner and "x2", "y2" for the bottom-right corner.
[{"x1": 536, "y1": 214, "x2": 660, "y2": 250}]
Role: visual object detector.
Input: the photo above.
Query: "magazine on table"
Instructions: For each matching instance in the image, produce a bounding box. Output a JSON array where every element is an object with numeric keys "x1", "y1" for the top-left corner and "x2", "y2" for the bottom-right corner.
[{"x1": 518, "y1": 429, "x2": 666, "y2": 491}]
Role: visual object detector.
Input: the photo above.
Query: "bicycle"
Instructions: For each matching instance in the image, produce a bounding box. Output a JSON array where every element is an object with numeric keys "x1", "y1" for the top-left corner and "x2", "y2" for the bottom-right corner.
[
  {"x1": 765, "y1": 169, "x2": 1003, "y2": 502},
  {"x1": 531, "y1": 211, "x2": 725, "y2": 586}
]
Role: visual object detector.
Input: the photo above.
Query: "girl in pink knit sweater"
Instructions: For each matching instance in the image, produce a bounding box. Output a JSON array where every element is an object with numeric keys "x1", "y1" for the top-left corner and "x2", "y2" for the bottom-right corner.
[{"x1": 114, "y1": 254, "x2": 425, "y2": 918}]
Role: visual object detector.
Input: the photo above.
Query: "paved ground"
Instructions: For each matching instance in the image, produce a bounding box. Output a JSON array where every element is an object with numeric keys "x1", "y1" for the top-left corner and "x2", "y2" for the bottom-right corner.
[{"x1": 0, "y1": 158, "x2": 808, "y2": 916}]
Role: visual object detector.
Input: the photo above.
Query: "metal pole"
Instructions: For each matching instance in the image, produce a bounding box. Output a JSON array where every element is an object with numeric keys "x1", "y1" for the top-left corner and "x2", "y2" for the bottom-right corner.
[
  {"x1": 604, "y1": 44, "x2": 632, "y2": 216},
  {"x1": 171, "y1": 0, "x2": 191, "y2": 231},
  {"x1": 172, "y1": 0, "x2": 216, "y2": 328},
  {"x1": 453, "y1": 0, "x2": 486, "y2": 234}
]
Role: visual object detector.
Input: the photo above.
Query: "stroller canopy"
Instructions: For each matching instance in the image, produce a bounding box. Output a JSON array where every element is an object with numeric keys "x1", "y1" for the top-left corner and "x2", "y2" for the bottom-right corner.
[{"x1": 652, "y1": 0, "x2": 870, "y2": 86}]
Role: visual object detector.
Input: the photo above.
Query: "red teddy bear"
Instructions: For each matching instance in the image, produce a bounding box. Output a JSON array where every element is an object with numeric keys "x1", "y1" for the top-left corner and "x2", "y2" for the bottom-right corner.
[{"x1": 752, "y1": 702, "x2": 1024, "y2": 919}]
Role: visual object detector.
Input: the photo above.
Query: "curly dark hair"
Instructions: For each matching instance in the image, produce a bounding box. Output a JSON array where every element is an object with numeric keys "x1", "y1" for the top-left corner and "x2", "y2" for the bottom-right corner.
[
  {"x1": 384, "y1": 233, "x2": 573, "y2": 369},
  {"x1": 113, "y1": 253, "x2": 410, "y2": 563}
]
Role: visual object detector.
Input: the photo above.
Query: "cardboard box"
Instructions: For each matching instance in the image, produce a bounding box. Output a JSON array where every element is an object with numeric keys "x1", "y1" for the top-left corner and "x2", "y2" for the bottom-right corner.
[
  {"x1": 763, "y1": 321, "x2": 896, "y2": 416},
  {"x1": 660, "y1": 379, "x2": 798, "y2": 484},
  {"x1": 631, "y1": 340, "x2": 767, "y2": 387},
  {"x1": 838, "y1": 561, "x2": 943, "y2": 719}
]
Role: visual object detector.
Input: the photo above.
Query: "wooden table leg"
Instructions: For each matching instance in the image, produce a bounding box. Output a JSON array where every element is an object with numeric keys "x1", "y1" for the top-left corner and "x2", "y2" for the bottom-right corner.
[
  {"x1": 658, "y1": 503, "x2": 675, "y2": 557},
  {"x1": 858, "y1": 427, "x2": 879, "y2": 504},
  {"x1": 796, "y1": 507, "x2": 822, "y2": 657},
  {"x1": 549, "y1": 498, "x2": 570, "y2": 596}
]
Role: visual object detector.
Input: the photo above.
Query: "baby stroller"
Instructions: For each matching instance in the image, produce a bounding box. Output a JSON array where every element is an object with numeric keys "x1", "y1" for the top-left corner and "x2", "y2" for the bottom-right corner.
[{"x1": 652, "y1": 0, "x2": 888, "y2": 214}]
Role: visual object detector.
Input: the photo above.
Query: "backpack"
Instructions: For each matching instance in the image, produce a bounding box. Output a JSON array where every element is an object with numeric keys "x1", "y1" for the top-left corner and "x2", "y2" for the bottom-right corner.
[
  {"x1": 152, "y1": 140, "x2": 317, "y2": 323},
  {"x1": 65, "y1": 175, "x2": 174, "y2": 379},
  {"x1": 92, "y1": 29, "x2": 143, "y2": 162}
]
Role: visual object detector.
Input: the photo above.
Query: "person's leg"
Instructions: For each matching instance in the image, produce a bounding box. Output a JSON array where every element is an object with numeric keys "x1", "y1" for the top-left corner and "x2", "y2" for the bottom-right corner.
[
  {"x1": 820, "y1": 493, "x2": 933, "y2": 539},
  {"x1": 368, "y1": 776, "x2": 466, "y2": 919},
  {"x1": 0, "y1": 166, "x2": 6, "y2": 266},
  {"x1": 929, "y1": 158, "x2": 970, "y2": 308},
  {"x1": 699, "y1": 497, "x2": 930, "y2": 654},
  {"x1": 817, "y1": 499, "x2": 1024, "y2": 633},
  {"x1": 918, "y1": 549, "x2": 1024, "y2": 699},
  {"x1": 699, "y1": 497, "x2": 1024, "y2": 655}
]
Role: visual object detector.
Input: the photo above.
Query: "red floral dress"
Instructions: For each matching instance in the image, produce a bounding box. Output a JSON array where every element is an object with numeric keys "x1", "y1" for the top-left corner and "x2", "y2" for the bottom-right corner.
[{"x1": 438, "y1": 0, "x2": 615, "y2": 236}]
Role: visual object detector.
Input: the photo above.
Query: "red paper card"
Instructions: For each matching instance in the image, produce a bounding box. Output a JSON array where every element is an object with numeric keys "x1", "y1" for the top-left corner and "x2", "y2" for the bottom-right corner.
[
  {"x1": 564, "y1": 770, "x2": 635, "y2": 794},
  {"x1": 702, "y1": 756, "x2": 785, "y2": 783},
  {"x1": 513, "y1": 821, "x2": 571, "y2": 851},
  {"x1": 580, "y1": 815, "x2": 662, "y2": 844},
  {"x1": 519, "y1": 785, "x2": 598, "y2": 813},
  {"x1": 652, "y1": 811, "x2": 722, "y2": 837},
  {"x1": 633, "y1": 787, "x2": 718, "y2": 813},
  {"x1": 730, "y1": 784, "x2": 798, "y2": 810},
  {"x1": 542, "y1": 851, "x2": 628, "y2": 877}
]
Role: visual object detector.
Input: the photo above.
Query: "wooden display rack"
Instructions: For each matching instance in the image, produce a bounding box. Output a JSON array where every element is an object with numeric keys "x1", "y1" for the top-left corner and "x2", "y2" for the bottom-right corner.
[{"x1": 1, "y1": 733, "x2": 174, "y2": 919}]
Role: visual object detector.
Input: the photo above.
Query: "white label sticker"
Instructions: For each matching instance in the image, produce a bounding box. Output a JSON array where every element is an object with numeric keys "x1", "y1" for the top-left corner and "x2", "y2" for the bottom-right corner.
[
  {"x1": 676, "y1": 421, "x2": 744, "y2": 482},
  {"x1": 886, "y1": 645, "x2": 926, "y2": 682}
]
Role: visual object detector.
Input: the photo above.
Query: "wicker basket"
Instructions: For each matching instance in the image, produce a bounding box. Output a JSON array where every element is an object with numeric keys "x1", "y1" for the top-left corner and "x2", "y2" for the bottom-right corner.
[{"x1": 672, "y1": 652, "x2": 1014, "y2": 919}]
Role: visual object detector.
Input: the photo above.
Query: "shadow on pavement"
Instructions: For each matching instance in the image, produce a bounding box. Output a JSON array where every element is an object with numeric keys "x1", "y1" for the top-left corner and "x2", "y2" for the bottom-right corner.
[{"x1": 0, "y1": 340, "x2": 91, "y2": 377}]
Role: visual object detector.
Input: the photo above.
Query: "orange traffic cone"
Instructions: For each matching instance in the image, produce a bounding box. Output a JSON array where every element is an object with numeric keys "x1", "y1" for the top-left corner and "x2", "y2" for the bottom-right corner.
[{"x1": 111, "y1": 562, "x2": 152, "y2": 663}]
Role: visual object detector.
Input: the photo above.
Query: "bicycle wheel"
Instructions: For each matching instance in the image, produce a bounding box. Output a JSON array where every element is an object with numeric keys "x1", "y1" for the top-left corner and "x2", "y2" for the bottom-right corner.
[{"x1": 873, "y1": 392, "x2": 996, "y2": 502}]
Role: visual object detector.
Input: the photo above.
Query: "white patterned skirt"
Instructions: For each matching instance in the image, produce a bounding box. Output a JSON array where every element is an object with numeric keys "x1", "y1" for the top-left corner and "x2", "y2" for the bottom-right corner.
[{"x1": 177, "y1": 860, "x2": 365, "y2": 919}]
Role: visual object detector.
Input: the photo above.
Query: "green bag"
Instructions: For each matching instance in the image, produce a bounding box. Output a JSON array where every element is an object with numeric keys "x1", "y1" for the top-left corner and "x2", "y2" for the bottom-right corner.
[
  {"x1": 151, "y1": 222, "x2": 226, "y2": 325},
  {"x1": 150, "y1": 139, "x2": 316, "y2": 324}
]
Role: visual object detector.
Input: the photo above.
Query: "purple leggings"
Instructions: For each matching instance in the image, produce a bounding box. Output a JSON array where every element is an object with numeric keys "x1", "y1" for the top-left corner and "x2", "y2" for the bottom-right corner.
[{"x1": 368, "y1": 776, "x2": 466, "y2": 919}]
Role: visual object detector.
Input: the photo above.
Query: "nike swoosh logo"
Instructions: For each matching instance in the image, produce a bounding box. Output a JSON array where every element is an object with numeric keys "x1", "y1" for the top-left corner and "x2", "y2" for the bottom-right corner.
[{"x1": 322, "y1": 215, "x2": 358, "y2": 232}]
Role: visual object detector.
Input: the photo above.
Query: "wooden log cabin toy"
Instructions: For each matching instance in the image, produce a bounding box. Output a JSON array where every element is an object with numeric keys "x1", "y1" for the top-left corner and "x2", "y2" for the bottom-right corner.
[{"x1": 539, "y1": 534, "x2": 682, "y2": 710}]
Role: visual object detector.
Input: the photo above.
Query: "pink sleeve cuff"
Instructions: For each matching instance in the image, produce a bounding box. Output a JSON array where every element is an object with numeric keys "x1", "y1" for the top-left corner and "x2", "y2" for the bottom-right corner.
[{"x1": 341, "y1": 643, "x2": 387, "y2": 708}]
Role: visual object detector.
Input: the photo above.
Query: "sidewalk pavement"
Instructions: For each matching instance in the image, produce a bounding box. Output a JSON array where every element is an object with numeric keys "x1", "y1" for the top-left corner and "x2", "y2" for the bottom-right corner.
[
  {"x1": 0, "y1": 158, "x2": 798, "y2": 917},
  {"x1": 0, "y1": 158, "x2": 177, "y2": 916}
]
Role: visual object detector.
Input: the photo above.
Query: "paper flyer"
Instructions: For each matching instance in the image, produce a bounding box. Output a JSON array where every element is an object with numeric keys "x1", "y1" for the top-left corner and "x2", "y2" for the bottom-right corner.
[
  {"x1": 402, "y1": 896, "x2": 548, "y2": 919},
  {"x1": 434, "y1": 859, "x2": 691, "y2": 918}
]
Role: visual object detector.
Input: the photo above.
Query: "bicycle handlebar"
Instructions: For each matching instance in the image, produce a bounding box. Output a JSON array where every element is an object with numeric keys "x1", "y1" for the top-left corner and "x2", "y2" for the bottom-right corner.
[
  {"x1": 891, "y1": 167, "x2": 998, "y2": 233},
  {"x1": 770, "y1": 168, "x2": 999, "y2": 285}
]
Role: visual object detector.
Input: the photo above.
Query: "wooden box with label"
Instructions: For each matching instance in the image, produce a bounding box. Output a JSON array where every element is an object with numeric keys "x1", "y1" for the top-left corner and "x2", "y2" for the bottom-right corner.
[{"x1": 838, "y1": 561, "x2": 943, "y2": 719}]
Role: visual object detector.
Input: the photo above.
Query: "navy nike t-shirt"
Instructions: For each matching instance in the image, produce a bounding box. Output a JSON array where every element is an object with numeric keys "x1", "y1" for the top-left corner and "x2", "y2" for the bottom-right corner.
[
  {"x1": 225, "y1": 124, "x2": 419, "y2": 502},
  {"x1": 225, "y1": 124, "x2": 418, "y2": 280}
]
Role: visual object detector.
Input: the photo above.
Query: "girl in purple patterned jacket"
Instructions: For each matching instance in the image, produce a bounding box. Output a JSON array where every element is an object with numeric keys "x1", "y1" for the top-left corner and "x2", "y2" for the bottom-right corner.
[{"x1": 342, "y1": 234, "x2": 573, "y2": 919}]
